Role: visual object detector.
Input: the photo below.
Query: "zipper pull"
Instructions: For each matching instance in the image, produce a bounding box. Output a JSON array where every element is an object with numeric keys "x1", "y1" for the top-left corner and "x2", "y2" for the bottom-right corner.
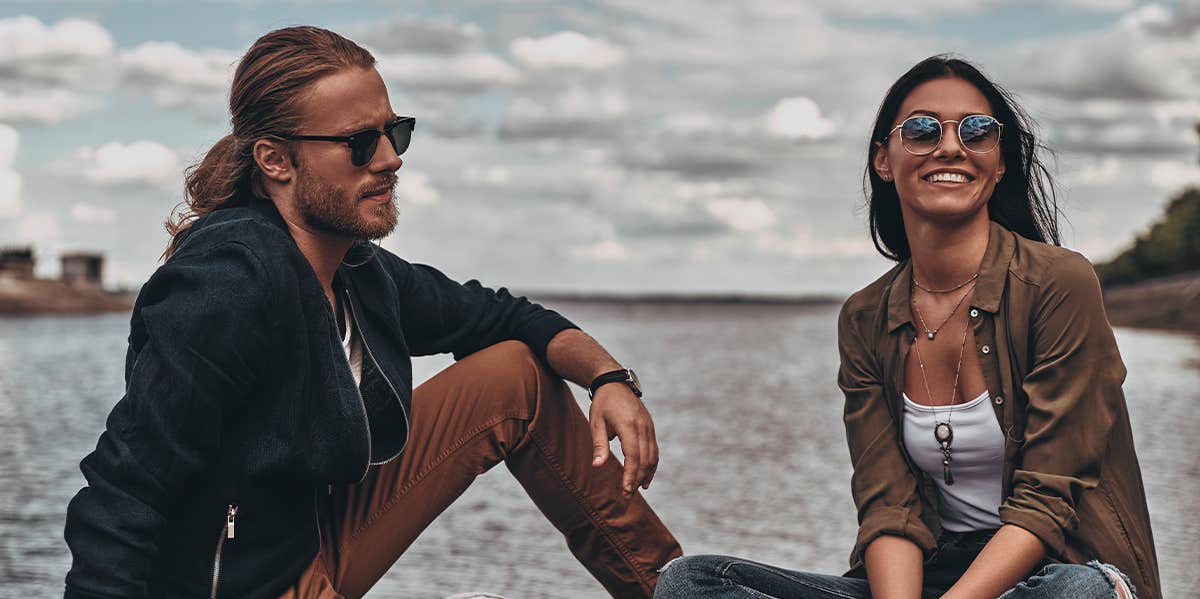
[{"x1": 226, "y1": 505, "x2": 239, "y2": 540}]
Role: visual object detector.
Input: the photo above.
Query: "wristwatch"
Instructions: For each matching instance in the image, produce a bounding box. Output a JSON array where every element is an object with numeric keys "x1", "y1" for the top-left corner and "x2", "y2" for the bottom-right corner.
[{"x1": 588, "y1": 368, "x2": 642, "y2": 399}]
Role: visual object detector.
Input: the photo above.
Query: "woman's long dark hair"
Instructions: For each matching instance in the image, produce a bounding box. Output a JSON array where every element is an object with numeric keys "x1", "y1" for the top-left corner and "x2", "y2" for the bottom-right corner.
[{"x1": 864, "y1": 55, "x2": 1060, "y2": 261}]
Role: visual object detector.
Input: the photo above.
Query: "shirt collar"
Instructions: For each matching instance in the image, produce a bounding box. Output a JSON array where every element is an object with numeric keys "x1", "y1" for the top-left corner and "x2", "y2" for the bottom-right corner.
[{"x1": 886, "y1": 219, "x2": 1016, "y2": 333}]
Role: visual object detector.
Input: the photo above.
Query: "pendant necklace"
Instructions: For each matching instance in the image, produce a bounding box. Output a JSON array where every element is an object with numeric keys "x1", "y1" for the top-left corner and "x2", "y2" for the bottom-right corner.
[
  {"x1": 912, "y1": 280, "x2": 975, "y2": 340},
  {"x1": 911, "y1": 309, "x2": 971, "y2": 486}
]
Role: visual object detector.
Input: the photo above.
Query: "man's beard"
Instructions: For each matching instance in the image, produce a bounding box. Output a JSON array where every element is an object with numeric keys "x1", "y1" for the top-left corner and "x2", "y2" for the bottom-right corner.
[{"x1": 295, "y1": 164, "x2": 398, "y2": 240}]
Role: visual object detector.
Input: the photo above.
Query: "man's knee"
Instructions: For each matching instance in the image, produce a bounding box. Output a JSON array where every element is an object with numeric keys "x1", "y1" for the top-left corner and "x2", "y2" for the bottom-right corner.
[
  {"x1": 464, "y1": 341, "x2": 557, "y2": 409},
  {"x1": 1010, "y1": 562, "x2": 1135, "y2": 598}
]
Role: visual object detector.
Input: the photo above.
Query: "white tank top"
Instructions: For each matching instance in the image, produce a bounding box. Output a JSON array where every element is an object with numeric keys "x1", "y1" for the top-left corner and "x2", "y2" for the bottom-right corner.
[{"x1": 902, "y1": 390, "x2": 1004, "y2": 532}]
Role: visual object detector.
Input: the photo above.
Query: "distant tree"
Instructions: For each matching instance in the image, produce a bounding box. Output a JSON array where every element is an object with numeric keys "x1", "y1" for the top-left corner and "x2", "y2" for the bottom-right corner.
[{"x1": 1095, "y1": 186, "x2": 1200, "y2": 287}]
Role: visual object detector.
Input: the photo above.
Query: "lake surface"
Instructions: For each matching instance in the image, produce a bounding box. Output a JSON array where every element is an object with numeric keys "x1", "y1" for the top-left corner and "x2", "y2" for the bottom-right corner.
[{"x1": 2, "y1": 302, "x2": 1197, "y2": 598}]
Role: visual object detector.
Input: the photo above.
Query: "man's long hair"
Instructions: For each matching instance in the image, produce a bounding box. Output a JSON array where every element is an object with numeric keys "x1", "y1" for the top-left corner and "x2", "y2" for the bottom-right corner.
[{"x1": 163, "y1": 26, "x2": 375, "y2": 258}]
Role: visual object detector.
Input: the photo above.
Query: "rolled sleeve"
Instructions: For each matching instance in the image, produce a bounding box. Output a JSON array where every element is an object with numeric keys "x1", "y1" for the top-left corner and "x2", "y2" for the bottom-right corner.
[
  {"x1": 839, "y1": 303, "x2": 936, "y2": 567},
  {"x1": 1000, "y1": 252, "x2": 1124, "y2": 559}
]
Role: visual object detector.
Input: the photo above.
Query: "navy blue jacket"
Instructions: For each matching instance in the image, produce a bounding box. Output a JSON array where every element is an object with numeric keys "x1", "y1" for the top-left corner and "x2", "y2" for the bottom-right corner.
[{"x1": 64, "y1": 199, "x2": 577, "y2": 598}]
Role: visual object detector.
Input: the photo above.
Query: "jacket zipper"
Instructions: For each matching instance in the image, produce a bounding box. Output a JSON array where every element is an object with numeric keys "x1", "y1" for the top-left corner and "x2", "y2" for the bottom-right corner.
[
  {"x1": 343, "y1": 287, "x2": 411, "y2": 470},
  {"x1": 332, "y1": 287, "x2": 373, "y2": 483},
  {"x1": 209, "y1": 504, "x2": 238, "y2": 599}
]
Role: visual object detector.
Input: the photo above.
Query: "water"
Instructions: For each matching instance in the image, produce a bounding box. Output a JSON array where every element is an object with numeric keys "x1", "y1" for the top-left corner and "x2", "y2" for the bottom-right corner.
[{"x1": 1, "y1": 302, "x2": 1197, "y2": 598}]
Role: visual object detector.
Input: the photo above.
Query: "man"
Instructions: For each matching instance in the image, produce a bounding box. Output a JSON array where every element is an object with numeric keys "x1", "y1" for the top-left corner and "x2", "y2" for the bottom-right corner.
[{"x1": 64, "y1": 26, "x2": 680, "y2": 599}]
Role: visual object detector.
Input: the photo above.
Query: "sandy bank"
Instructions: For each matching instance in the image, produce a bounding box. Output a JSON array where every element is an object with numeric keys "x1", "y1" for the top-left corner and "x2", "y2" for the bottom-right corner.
[
  {"x1": 1103, "y1": 271, "x2": 1200, "y2": 333},
  {"x1": 0, "y1": 278, "x2": 134, "y2": 315}
]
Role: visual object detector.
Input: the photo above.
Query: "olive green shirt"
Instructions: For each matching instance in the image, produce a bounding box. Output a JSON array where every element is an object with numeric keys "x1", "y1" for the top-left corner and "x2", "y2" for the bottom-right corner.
[{"x1": 838, "y1": 220, "x2": 1160, "y2": 598}]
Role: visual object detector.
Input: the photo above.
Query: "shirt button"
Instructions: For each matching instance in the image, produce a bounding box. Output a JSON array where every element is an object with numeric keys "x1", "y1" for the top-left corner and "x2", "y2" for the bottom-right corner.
[
  {"x1": 994, "y1": 395, "x2": 1004, "y2": 405},
  {"x1": 981, "y1": 345, "x2": 991, "y2": 354},
  {"x1": 969, "y1": 308, "x2": 979, "y2": 318}
]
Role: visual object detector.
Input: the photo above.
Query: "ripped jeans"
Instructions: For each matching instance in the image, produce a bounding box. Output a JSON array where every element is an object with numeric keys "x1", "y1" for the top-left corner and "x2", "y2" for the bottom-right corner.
[{"x1": 655, "y1": 530, "x2": 1135, "y2": 599}]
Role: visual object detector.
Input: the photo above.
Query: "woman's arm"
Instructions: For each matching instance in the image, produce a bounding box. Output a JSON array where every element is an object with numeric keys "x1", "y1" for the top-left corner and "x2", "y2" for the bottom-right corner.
[
  {"x1": 865, "y1": 535, "x2": 925, "y2": 599},
  {"x1": 940, "y1": 525, "x2": 1046, "y2": 599}
]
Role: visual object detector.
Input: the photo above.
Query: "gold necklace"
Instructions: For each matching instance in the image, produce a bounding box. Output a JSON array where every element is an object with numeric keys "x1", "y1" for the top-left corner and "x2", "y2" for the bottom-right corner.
[
  {"x1": 913, "y1": 271, "x2": 979, "y2": 294},
  {"x1": 911, "y1": 281, "x2": 975, "y2": 340},
  {"x1": 911, "y1": 317, "x2": 971, "y2": 486}
]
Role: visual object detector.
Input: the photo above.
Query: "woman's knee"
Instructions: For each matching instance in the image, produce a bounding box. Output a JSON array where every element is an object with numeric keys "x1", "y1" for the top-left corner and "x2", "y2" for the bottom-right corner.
[
  {"x1": 1004, "y1": 562, "x2": 1135, "y2": 598},
  {"x1": 654, "y1": 554, "x2": 733, "y2": 597}
]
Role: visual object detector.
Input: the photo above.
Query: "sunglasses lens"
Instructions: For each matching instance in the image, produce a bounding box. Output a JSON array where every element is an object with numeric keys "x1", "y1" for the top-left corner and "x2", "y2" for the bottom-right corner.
[
  {"x1": 387, "y1": 120, "x2": 413, "y2": 157},
  {"x1": 960, "y1": 115, "x2": 1000, "y2": 152},
  {"x1": 347, "y1": 130, "x2": 382, "y2": 167},
  {"x1": 900, "y1": 116, "x2": 940, "y2": 154}
]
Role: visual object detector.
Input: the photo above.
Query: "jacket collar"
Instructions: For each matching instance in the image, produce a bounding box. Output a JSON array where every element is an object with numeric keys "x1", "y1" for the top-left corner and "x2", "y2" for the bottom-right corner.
[{"x1": 886, "y1": 219, "x2": 1016, "y2": 333}]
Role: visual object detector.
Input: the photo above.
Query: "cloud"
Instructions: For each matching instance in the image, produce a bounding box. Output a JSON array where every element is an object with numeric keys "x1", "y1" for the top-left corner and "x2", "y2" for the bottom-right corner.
[
  {"x1": 70, "y1": 202, "x2": 117, "y2": 224},
  {"x1": 763, "y1": 97, "x2": 836, "y2": 141},
  {"x1": 0, "y1": 88, "x2": 95, "y2": 125},
  {"x1": 351, "y1": 16, "x2": 483, "y2": 54},
  {"x1": 463, "y1": 165, "x2": 513, "y2": 186},
  {"x1": 705, "y1": 197, "x2": 776, "y2": 232},
  {"x1": 498, "y1": 87, "x2": 628, "y2": 140},
  {"x1": 376, "y1": 51, "x2": 523, "y2": 93},
  {"x1": 572, "y1": 239, "x2": 629, "y2": 261},
  {"x1": 1148, "y1": 159, "x2": 1200, "y2": 190},
  {"x1": 56, "y1": 141, "x2": 181, "y2": 188},
  {"x1": 1066, "y1": 155, "x2": 1123, "y2": 186},
  {"x1": 510, "y1": 31, "x2": 626, "y2": 71},
  {"x1": 1006, "y1": 4, "x2": 1200, "y2": 102},
  {"x1": 0, "y1": 124, "x2": 19, "y2": 218},
  {"x1": 396, "y1": 168, "x2": 439, "y2": 206},
  {"x1": 0, "y1": 15, "x2": 114, "y2": 84}
]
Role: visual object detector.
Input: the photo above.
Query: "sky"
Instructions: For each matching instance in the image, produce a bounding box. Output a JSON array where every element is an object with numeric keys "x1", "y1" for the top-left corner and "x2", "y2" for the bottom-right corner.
[{"x1": 0, "y1": 0, "x2": 1197, "y2": 295}]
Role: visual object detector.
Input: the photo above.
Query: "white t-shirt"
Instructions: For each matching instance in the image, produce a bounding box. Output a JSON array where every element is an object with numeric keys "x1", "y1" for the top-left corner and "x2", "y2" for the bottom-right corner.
[
  {"x1": 340, "y1": 301, "x2": 362, "y2": 386},
  {"x1": 902, "y1": 390, "x2": 1005, "y2": 532}
]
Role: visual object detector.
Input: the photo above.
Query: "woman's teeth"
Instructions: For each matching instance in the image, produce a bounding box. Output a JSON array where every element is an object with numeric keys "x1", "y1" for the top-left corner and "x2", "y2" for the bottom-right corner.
[{"x1": 926, "y1": 172, "x2": 970, "y2": 183}]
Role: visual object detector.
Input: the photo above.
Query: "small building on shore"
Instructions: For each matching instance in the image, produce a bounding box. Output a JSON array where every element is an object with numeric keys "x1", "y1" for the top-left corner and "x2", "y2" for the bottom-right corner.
[
  {"x1": 0, "y1": 247, "x2": 35, "y2": 280},
  {"x1": 61, "y1": 252, "x2": 104, "y2": 287}
]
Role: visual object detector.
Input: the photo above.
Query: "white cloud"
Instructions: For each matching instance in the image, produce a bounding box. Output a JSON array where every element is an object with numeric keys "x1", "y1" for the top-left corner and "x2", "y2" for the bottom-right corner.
[
  {"x1": 572, "y1": 239, "x2": 629, "y2": 261},
  {"x1": 705, "y1": 197, "x2": 776, "y2": 232},
  {"x1": 396, "y1": 168, "x2": 439, "y2": 205},
  {"x1": 70, "y1": 202, "x2": 117, "y2": 224},
  {"x1": 0, "y1": 15, "x2": 114, "y2": 82},
  {"x1": 499, "y1": 87, "x2": 628, "y2": 140},
  {"x1": 57, "y1": 141, "x2": 181, "y2": 187},
  {"x1": 121, "y1": 41, "x2": 237, "y2": 90},
  {"x1": 376, "y1": 51, "x2": 522, "y2": 92},
  {"x1": 15, "y1": 211, "x2": 58, "y2": 245},
  {"x1": 463, "y1": 165, "x2": 513, "y2": 186},
  {"x1": 351, "y1": 16, "x2": 483, "y2": 54},
  {"x1": 763, "y1": 97, "x2": 836, "y2": 141},
  {"x1": 1068, "y1": 155, "x2": 1123, "y2": 186},
  {"x1": 510, "y1": 31, "x2": 626, "y2": 71},
  {"x1": 0, "y1": 88, "x2": 95, "y2": 125},
  {"x1": 0, "y1": 124, "x2": 20, "y2": 218},
  {"x1": 1149, "y1": 160, "x2": 1200, "y2": 190}
]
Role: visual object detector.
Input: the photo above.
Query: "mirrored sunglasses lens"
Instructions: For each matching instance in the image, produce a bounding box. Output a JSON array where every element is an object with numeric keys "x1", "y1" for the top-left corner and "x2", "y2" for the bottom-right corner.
[
  {"x1": 960, "y1": 115, "x2": 999, "y2": 151},
  {"x1": 349, "y1": 130, "x2": 382, "y2": 166},
  {"x1": 901, "y1": 117, "x2": 940, "y2": 153}
]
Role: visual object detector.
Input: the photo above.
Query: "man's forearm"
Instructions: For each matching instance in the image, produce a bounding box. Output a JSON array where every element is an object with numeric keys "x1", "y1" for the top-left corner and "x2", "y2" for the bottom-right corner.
[{"x1": 544, "y1": 328, "x2": 622, "y2": 388}]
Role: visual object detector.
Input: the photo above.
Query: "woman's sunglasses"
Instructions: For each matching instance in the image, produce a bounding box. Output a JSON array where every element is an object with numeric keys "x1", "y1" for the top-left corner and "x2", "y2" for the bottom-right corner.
[
  {"x1": 282, "y1": 116, "x2": 416, "y2": 167},
  {"x1": 883, "y1": 114, "x2": 1002, "y2": 156}
]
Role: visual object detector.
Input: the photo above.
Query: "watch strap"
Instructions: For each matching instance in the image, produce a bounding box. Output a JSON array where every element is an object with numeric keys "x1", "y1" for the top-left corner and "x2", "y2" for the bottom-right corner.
[{"x1": 588, "y1": 369, "x2": 640, "y2": 399}]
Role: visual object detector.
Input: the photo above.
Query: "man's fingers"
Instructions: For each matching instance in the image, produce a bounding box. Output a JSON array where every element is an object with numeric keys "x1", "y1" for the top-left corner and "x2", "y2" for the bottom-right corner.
[
  {"x1": 643, "y1": 422, "x2": 659, "y2": 489},
  {"x1": 591, "y1": 417, "x2": 610, "y2": 467},
  {"x1": 620, "y1": 425, "x2": 640, "y2": 496},
  {"x1": 636, "y1": 426, "x2": 652, "y2": 491}
]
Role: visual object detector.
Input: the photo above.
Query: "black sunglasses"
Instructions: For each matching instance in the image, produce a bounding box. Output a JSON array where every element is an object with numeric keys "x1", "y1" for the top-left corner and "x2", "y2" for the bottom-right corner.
[{"x1": 282, "y1": 116, "x2": 416, "y2": 167}]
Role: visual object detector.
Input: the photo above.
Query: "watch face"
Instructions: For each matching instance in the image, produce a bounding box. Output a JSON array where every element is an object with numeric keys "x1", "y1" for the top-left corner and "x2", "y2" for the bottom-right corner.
[{"x1": 626, "y1": 369, "x2": 642, "y2": 395}]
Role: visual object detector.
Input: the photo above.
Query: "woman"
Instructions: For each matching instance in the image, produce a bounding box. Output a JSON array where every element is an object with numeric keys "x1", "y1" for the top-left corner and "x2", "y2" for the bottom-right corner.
[{"x1": 655, "y1": 56, "x2": 1159, "y2": 598}]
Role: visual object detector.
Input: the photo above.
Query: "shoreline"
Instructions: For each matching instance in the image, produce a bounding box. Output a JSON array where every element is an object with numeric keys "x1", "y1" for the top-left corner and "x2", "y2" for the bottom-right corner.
[
  {"x1": 0, "y1": 278, "x2": 135, "y2": 315},
  {"x1": 1102, "y1": 271, "x2": 1200, "y2": 334}
]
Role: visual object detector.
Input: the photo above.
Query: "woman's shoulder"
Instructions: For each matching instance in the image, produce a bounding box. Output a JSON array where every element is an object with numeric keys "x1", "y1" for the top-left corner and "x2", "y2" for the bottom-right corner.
[
  {"x1": 840, "y1": 261, "x2": 907, "y2": 323},
  {"x1": 1008, "y1": 233, "x2": 1099, "y2": 291}
]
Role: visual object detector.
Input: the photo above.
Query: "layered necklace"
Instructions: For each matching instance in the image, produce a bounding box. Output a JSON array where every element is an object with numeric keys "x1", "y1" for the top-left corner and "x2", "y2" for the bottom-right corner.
[{"x1": 910, "y1": 272, "x2": 978, "y2": 486}]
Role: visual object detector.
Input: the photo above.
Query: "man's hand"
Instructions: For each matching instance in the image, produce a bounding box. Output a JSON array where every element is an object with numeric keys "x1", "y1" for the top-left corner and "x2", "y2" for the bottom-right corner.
[{"x1": 589, "y1": 383, "x2": 658, "y2": 498}]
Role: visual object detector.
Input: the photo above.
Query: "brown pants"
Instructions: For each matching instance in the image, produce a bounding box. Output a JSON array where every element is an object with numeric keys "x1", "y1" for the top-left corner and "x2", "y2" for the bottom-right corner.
[{"x1": 278, "y1": 341, "x2": 682, "y2": 598}]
